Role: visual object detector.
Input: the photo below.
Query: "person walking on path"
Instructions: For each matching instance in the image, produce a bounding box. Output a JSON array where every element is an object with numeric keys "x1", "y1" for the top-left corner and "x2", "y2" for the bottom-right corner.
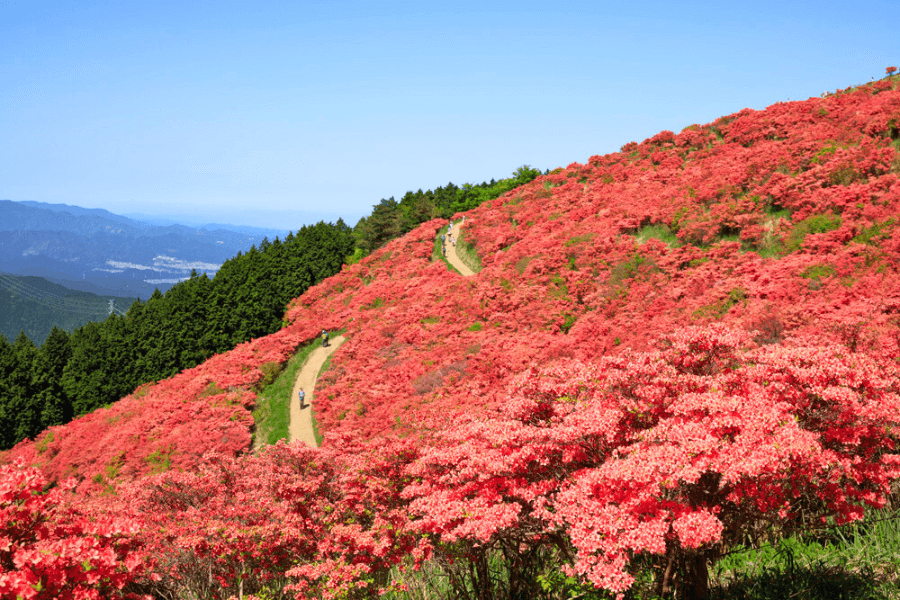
[
  {"x1": 298, "y1": 388, "x2": 306, "y2": 408},
  {"x1": 289, "y1": 335, "x2": 345, "y2": 448},
  {"x1": 322, "y1": 329, "x2": 329, "y2": 347}
]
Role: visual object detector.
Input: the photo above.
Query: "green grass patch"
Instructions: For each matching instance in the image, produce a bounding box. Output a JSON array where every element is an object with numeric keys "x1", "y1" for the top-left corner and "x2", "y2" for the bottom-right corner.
[
  {"x1": 636, "y1": 223, "x2": 681, "y2": 247},
  {"x1": 764, "y1": 206, "x2": 792, "y2": 220},
  {"x1": 145, "y1": 446, "x2": 173, "y2": 474},
  {"x1": 252, "y1": 336, "x2": 327, "y2": 448},
  {"x1": 801, "y1": 264, "x2": 836, "y2": 280},
  {"x1": 381, "y1": 509, "x2": 900, "y2": 599},
  {"x1": 693, "y1": 287, "x2": 748, "y2": 319},
  {"x1": 782, "y1": 213, "x2": 842, "y2": 255},
  {"x1": 810, "y1": 142, "x2": 842, "y2": 164},
  {"x1": 607, "y1": 253, "x2": 658, "y2": 287},
  {"x1": 35, "y1": 430, "x2": 54, "y2": 455},
  {"x1": 363, "y1": 297, "x2": 385, "y2": 310},
  {"x1": 344, "y1": 247, "x2": 366, "y2": 265},
  {"x1": 455, "y1": 229, "x2": 483, "y2": 274},
  {"x1": 713, "y1": 509, "x2": 900, "y2": 600},
  {"x1": 515, "y1": 255, "x2": 536, "y2": 275},
  {"x1": 853, "y1": 218, "x2": 895, "y2": 245},
  {"x1": 566, "y1": 232, "x2": 596, "y2": 247},
  {"x1": 549, "y1": 272, "x2": 569, "y2": 301}
]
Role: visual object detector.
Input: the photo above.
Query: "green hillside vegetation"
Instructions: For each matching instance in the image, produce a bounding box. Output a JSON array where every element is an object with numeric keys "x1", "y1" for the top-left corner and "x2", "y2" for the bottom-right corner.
[{"x1": 0, "y1": 274, "x2": 137, "y2": 344}]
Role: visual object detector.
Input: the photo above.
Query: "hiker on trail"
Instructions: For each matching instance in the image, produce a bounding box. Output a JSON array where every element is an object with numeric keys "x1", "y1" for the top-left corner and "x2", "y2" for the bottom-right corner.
[
  {"x1": 298, "y1": 389, "x2": 306, "y2": 408},
  {"x1": 322, "y1": 329, "x2": 329, "y2": 347},
  {"x1": 448, "y1": 221, "x2": 453, "y2": 233},
  {"x1": 452, "y1": 236, "x2": 456, "y2": 247}
]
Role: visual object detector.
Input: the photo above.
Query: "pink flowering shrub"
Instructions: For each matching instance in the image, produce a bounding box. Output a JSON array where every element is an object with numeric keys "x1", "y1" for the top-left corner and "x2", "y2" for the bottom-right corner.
[
  {"x1": 6, "y1": 321, "x2": 331, "y2": 491},
  {"x1": 0, "y1": 461, "x2": 147, "y2": 599},
  {"x1": 104, "y1": 436, "x2": 420, "y2": 600},
  {"x1": 405, "y1": 324, "x2": 900, "y2": 598},
  {"x1": 12, "y1": 78, "x2": 900, "y2": 485}
]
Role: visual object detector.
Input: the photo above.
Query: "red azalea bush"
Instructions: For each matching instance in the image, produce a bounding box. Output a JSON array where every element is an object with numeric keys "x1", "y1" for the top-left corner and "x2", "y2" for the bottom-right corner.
[
  {"x1": 102, "y1": 436, "x2": 420, "y2": 600},
  {"x1": 404, "y1": 324, "x2": 900, "y2": 598},
  {"x1": 0, "y1": 461, "x2": 147, "y2": 599},
  {"x1": 5, "y1": 321, "x2": 338, "y2": 491},
  {"x1": 25, "y1": 324, "x2": 897, "y2": 600}
]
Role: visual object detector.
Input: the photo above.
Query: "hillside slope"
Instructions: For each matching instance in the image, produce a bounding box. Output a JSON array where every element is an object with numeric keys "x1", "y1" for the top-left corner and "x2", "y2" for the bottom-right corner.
[
  {"x1": 0, "y1": 273, "x2": 137, "y2": 344},
  {"x1": 4, "y1": 76, "x2": 900, "y2": 600},
  {"x1": 284, "y1": 76, "x2": 900, "y2": 442},
  {"x1": 8, "y1": 76, "x2": 900, "y2": 489}
]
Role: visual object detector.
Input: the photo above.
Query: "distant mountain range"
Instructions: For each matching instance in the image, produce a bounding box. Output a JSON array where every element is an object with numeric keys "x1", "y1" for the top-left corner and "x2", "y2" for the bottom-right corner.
[
  {"x1": 120, "y1": 211, "x2": 306, "y2": 236},
  {"x1": 0, "y1": 200, "x2": 292, "y2": 298}
]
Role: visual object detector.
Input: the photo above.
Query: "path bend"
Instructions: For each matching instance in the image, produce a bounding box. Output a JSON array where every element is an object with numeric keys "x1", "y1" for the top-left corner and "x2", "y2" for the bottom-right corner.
[{"x1": 290, "y1": 335, "x2": 345, "y2": 448}]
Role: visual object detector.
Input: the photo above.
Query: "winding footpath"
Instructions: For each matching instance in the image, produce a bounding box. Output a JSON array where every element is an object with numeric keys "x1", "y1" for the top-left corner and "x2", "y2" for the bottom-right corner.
[
  {"x1": 289, "y1": 220, "x2": 472, "y2": 448},
  {"x1": 290, "y1": 336, "x2": 345, "y2": 448},
  {"x1": 445, "y1": 221, "x2": 475, "y2": 277}
]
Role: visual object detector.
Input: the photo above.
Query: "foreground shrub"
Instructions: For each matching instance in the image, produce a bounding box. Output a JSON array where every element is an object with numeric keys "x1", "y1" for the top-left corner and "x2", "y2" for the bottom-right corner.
[
  {"x1": 112, "y1": 438, "x2": 420, "y2": 600},
  {"x1": 405, "y1": 324, "x2": 900, "y2": 599},
  {"x1": 0, "y1": 461, "x2": 147, "y2": 600}
]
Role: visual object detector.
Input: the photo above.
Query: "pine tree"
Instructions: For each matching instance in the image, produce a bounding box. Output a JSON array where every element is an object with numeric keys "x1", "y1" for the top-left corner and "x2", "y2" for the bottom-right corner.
[{"x1": 34, "y1": 326, "x2": 73, "y2": 429}]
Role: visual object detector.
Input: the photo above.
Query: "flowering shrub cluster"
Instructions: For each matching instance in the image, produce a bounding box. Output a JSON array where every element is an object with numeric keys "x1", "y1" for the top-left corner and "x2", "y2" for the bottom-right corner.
[
  {"x1": 90, "y1": 437, "x2": 419, "y2": 600},
  {"x1": 10, "y1": 323, "x2": 897, "y2": 598},
  {"x1": 4, "y1": 77, "x2": 900, "y2": 597},
  {"x1": 404, "y1": 324, "x2": 900, "y2": 597},
  {"x1": 0, "y1": 461, "x2": 147, "y2": 599},
  {"x1": 279, "y1": 76, "x2": 900, "y2": 446}
]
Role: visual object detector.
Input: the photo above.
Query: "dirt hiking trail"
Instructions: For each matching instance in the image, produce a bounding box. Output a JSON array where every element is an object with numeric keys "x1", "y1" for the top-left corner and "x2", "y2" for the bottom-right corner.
[
  {"x1": 446, "y1": 221, "x2": 475, "y2": 277},
  {"x1": 290, "y1": 335, "x2": 345, "y2": 448}
]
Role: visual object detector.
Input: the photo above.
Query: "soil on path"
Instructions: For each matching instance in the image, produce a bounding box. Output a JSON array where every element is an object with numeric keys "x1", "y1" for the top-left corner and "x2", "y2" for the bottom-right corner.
[
  {"x1": 290, "y1": 335, "x2": 345, "y2": 448},
  {"x1": 446, "y1": 221, "x2": 475, "y2": 277}
]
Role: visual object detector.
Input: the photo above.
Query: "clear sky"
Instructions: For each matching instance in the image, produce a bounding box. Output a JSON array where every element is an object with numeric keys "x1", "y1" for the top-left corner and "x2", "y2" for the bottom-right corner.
[{"x1": 1, "y1": 0, "x2": 896, "y2": 230}]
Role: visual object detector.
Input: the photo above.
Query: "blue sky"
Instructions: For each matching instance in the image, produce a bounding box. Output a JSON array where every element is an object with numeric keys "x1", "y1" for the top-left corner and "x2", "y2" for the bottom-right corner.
[{"x1": 1, "y1": 0, "x2": 895, "y2": 230}]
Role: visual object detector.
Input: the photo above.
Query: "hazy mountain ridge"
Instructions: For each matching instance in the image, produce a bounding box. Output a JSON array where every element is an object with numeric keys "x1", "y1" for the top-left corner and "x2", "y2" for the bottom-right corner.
[{"x1": 0, "y1": 200, "x2": 295, "y2": 296}]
